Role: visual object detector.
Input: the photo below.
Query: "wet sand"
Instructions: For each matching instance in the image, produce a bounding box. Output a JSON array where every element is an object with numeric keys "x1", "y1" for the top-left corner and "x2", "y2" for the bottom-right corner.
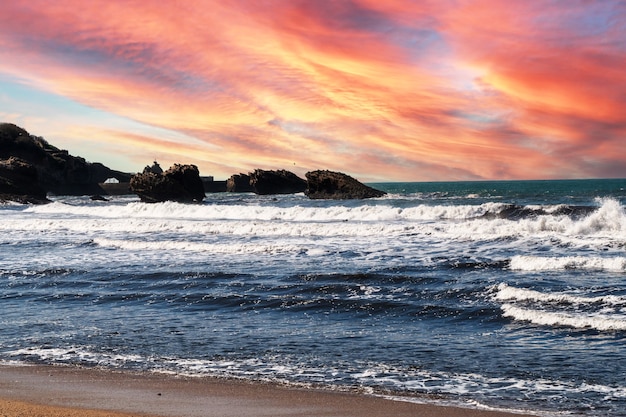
[{"x1": 0, "y1": 364, "x2": 539, "y2": 417}]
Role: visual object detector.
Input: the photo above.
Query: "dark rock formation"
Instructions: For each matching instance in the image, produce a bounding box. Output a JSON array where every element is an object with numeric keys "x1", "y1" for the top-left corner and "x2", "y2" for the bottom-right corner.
[
  {"x1": 305, "y1": 170, "x2": 386, "y2": 200},
  {"x1": 249, "y1": 169, "x2": 307, "y2": 195},
  {"x1": 226, "y1": 170, "x2": 306, "y2": 195},
  {"x1": 226, "y1": 173, "x2": 253, "y2": 192},
  {"x1": 89, "y1": 194, "x2": 109, "y2": 202},
  {"x1": 0, "y1": 157, "x2": 49, "y2": 204},
  {"x1": 144, "y1": 161, "x2": 163, "y2": 175},
  {"x1": 130, "y1": 163, "x2": 205, "y2": 203},
  {"x1": 0, "y1": 123, "x2": 132, "y2": 197}
]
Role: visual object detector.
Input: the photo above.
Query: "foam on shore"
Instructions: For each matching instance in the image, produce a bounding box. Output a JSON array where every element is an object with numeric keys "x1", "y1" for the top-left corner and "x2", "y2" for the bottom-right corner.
[{"x1": 0, "y1": 364, "x2": 540, "y2": 417}]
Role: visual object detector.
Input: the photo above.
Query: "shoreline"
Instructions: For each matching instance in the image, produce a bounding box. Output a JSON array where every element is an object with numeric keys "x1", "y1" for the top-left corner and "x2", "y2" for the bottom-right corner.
[{"x1": 0, "y1": 364, "x2": 540, "y2": 417}]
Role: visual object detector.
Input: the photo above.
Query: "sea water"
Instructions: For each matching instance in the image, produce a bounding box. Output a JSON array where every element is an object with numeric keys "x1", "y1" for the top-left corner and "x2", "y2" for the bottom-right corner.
[{"x1": 1, "y1": 179, "x2": 625, "y2": 416}]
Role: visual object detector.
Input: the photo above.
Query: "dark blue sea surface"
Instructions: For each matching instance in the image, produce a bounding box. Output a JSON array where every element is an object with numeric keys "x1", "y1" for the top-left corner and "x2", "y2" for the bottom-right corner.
[{"x1": 1, "y1": 179, "x2": 625, "y2": 416}]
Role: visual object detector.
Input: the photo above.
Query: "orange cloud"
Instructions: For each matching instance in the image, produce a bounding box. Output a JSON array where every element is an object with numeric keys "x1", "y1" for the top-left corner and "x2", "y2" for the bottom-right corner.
[
  {"x1": 440, "y1": 0, "x2": 626, "y2": 177},
  {"x1": 0, "y1": 0, "x2": 624, "y2": 180}
]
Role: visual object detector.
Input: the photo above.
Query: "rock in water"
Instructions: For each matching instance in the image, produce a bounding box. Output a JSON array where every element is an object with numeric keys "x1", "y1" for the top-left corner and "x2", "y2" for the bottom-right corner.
[
  {"x1": 226, "y1": 169, "x2": 306, "y2": 195},
  {"x1": 305, "y1": 170, "x2": 386, "y2": 200},
  {"x1": 89, "y1": 194, "x2": 109, "y2": 202},
  {"x1": 130, "y1": 164, "x2": 205, "y2": 203},
  {"x1": 226, "y1": 173, "x2": 253, "y2": 192},
  {"x1": 249, "y1": 169, "x2": 307, "y2": 195}
]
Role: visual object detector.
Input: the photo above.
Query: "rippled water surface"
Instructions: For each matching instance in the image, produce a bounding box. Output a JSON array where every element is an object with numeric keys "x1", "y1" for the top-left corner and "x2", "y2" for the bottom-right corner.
[{"x1": 1, "y1": 179, "x2": 626, "y2": 416}]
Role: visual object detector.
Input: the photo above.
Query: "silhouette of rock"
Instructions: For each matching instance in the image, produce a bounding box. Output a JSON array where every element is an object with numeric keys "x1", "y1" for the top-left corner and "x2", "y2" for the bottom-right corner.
[
  {"x1": 305, "y1": 170, "x2": 386, "y2": 200},
  {"x1": 0, "y1": 123, "x2": 131, "y2": 197},
  {"x1": 226, "y1": 169, "x2": 306, "y2": 195},
  {"x1": 143, "y1": 161, "x2": 163, "y2": 175},
  {"x1": 130, "y1": 163, "x2": 205, "y2": 203},
  {"x1": 0, "y1": 157, "x2": 49, "y2": 204},
  {"x1": 249, "y1": 169, "x2": 307, "y2": 195},
  {"x1": 226, "y1": 173, "x2": 253, "y2": 192}
]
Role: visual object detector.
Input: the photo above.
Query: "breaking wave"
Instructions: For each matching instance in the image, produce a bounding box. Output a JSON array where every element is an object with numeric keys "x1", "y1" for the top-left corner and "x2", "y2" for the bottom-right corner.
[
  {"x1": 509, "y1": 255, "x2": 626, "y2": 272},
  {"x1": 493, "y1": 283, "x2": 626, "y2": 331}
]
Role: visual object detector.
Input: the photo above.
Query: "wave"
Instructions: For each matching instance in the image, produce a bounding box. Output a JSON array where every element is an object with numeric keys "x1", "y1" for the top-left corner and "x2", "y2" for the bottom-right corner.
[
  {"x1": 4, "y1": 198, "x2": 624, "y2": 251},
  {"x1": 93, "y1": 237, "x2": 311, "y2": 255},
  {"x1": 500, "y1": 304, "x2": 626, "y2": 331},
  {"x1": 493, "y1": 283, "x2": 626, "y2": 331},
  {"x1": 509, "y1": 255, "x2": 626, "y2": 272},
  {"x1": 479, "y1": 198, "x2": 625, "y2": 235},
  {"x1": 22, "y1": 198, "x2": 616, "y2": 223},
  {"x1": 480, "y1": 203, "x2": 596, "y2": 220},
  {"x1": 493, "y1": 283, "x2": 626, "y2": 306},
  {"x1": 23, "y1": 199, "x2": 508, "y2": 221}
]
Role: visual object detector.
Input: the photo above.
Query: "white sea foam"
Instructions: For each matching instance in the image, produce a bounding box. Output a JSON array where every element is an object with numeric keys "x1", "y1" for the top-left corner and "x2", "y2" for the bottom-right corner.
[
  {"x1": 500, "y1": 303, "x2": 626, "y2": 331},
  {"x1": 572, "y1": 198, "x2": 626, "y2": 233},
  {"x1": 93, "y1": 237, "x2": 309, "y2": 255},
  {"x1": 4, "y1": 199, "x2": 623, "y2": 245},
  {"x1": 2, "y1": 198, "x2": 622, "y2": 241},
  {"x1": 4, "y1": 199, "x2": 626, "y2": 281},
  {"x1": 493, "y1": 283, "x2": 626, "y2": 331},
  {"x1": 494, "y1": 283, "x2": 626, "y2": 306},
  {"x1": 8, "y1": 346, "x2": 145, "y2": 365},
  {"x1": 461, "y1": 198, "x2": 625, "y2": 240},
  {"x1": 8, "y1": 345, "x2": 625, "y2": 407},
  {"x1": 24, "y1": 199, "x2": 509, "y2": 222},
  {"x1": 509, "y1": 255, "x2": 626, "y2": 272}
]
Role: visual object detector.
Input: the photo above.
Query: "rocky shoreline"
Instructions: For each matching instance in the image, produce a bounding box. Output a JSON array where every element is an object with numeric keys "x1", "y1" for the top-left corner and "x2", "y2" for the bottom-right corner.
[
  {"x1": 0, "y1": 123, "x2": 130, "y2": 203},
  {"x1": 0, "y1": 123, "x2": 385, "y2": 204}
]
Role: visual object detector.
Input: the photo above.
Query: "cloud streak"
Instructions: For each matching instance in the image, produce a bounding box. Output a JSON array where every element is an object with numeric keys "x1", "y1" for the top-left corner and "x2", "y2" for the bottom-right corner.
[{"x1": 0, "y1": 0, "x2": 624, "y2": 181}]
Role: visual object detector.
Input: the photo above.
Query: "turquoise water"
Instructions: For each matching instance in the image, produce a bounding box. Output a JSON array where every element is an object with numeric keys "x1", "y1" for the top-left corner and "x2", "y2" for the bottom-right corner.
[{"x1": 373, "y1": 178, "x2": 626, "y2": 204}]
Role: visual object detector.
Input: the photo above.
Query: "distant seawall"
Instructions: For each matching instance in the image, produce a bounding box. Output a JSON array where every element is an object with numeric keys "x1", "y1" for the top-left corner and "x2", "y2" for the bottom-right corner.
[
  {"x1": 203, "y1": 179, "x2": 227, "y2": 193},
  {"x1": 98, "y1": 182, "x2": 131, "y2": 195}
]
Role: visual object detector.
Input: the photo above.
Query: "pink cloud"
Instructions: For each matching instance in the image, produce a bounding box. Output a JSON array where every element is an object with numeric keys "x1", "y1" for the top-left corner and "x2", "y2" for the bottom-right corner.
[
  {"x1": 0, "y1": 0, "x2": 624, "y2": 180},
  {"x1": 438, "y1": 0, "x2": 626, "y2": 176}
]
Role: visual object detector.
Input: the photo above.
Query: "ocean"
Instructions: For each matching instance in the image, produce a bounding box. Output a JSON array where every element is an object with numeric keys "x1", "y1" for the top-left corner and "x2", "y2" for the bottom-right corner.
[{"x1": 1, "y1": 179, "x2": 625, "y2": 416}]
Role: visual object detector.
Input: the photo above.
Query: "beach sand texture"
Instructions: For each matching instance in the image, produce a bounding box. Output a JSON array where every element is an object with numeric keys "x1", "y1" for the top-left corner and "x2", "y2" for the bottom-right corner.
[{"x1": 0, "y1": 365, "x2": 538, "y2": 417}]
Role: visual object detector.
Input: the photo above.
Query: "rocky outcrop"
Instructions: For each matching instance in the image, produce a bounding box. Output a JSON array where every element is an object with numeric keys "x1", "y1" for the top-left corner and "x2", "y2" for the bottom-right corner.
[
  {"x1": 90, "y1": 194, "x2": 109, "y2": 201},
  {"x1": 305, "y1": 170, "x2": 386, "y2": 200},
  {"x1": 130, "y1": 163, "x2": 205, "y2": 203},
  {"x1": 226, "y1": 173, "x2": 254, "y2": 192},
  {"x1": 250, "y1": 169, "x2": 307, "y2": 195},
  {"x1": 0, "y1": 123, "x2": 131, "y2": 197},
  {"x1": 144, "y1": 161, "x2": 163, "y2": 175},
  {"x1": 226, "y1": 170, "x2": 306, "y2": 195},
  {"x1": 0, "y1": 157, "x2": 49, "y2": 204}
]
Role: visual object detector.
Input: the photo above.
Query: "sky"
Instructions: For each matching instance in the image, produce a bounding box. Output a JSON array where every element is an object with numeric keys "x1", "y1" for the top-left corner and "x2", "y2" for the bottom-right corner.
[{"x1": 0, "y1": 1, "x2": 625, "y2": 182}]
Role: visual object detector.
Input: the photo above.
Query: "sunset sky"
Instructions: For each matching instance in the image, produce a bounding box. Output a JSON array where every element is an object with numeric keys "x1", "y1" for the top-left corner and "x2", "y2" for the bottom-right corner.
[{"x1": 1, "y1": 1, "x2": 625, "y2": 182}]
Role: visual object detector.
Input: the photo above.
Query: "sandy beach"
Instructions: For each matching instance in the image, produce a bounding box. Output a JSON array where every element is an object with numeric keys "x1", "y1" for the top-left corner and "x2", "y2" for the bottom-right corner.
[{"x1": 0, "y1": 364, "x2": 539, "y2": 417}]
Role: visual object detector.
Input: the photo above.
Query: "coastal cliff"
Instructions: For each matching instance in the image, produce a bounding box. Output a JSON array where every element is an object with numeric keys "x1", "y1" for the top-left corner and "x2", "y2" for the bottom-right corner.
[{"x1": 0, "y1": 123, "x2": 131, "y2": 203}]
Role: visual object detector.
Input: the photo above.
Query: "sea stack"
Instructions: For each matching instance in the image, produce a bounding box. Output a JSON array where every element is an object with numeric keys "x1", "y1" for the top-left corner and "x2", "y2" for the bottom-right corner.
[
  {"x1": 226, "y1": 169, "x2": 307, "y2": 195},
  {"x1": 249, "y1": 169, "x2": 307, "y2": 195},
  {"x1": 305, "y1": 170, "x2": 386, "y2": 200},
  {"x1": 130, "y1": 163, "x2": 205, "y2": 203}
]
